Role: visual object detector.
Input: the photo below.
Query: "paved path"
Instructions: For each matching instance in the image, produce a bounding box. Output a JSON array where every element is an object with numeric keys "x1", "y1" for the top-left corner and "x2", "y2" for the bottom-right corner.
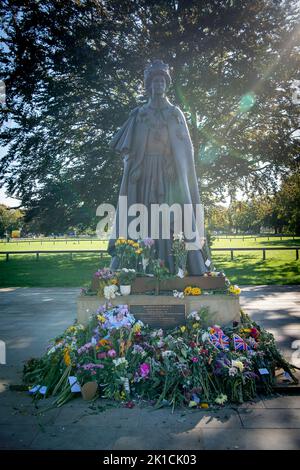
[{"x1": 0, "y1": 286, "x2": 299, "y2": 450}]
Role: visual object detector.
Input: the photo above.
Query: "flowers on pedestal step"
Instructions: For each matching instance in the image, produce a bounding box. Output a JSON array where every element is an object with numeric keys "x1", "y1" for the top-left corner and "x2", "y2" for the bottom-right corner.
[
  {"x1": 117, "y1": 268, "x2": 137, "y2": 295},
  {"x1": 228, "y1": 284, "x2": 241, "y2": 296},
  {"x1": 172, "y1": 232, "x2": 188, "y2": 278},
  {"x1": 93, "y1": 268, "x2": 118, "y2": 297},
  {"x1": 139, "y1": 238, "x2": 155, "y2": 273}
]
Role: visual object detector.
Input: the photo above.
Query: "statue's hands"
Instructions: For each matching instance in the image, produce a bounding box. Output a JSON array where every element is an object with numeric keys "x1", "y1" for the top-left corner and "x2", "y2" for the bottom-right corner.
[{"x1": 130, "y1": 167, "x2": 142, "y2": 183}]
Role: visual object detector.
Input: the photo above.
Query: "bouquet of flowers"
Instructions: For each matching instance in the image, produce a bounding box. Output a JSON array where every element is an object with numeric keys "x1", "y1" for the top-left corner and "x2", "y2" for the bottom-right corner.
[
  {"x1": 93, "y1": 268, "x2": 118, "y2": 297},
  {"x1": 139, "y1": 238, "x2": 155, "y2": 273},
  {"x1": 117, "y1": 268, "x2": 137, "y2": 286},
  {"x1": 172, "y1": 232, "x2": 188, "y2": 278},
  {"x1": 115, "y1": 238, "x2": 141, "y2": 269},
  {"x1": 23, "y1": 305, "x2": 298, "y2": 411}
]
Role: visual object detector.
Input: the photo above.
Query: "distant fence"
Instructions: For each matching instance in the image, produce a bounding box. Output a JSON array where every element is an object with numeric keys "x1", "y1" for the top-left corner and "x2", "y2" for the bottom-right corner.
[
  {"x1": 1, "y1": 234, "x2": 298, "y2": 244},
  {"x1": 213, "y1": 235, "x2": 297, "y2": 241},
  {"x1": 0, "y1": 238, "x2": 101, "y2": 244},
  {"x1": 212, "y1": 247, "x2": 300, "y2": 260},
  {"x1": 1, "y1": 247, "x2": 299, "y2": 261}
]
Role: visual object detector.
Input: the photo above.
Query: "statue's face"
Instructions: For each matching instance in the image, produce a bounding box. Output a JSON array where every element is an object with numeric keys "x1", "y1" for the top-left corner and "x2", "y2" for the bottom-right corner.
[{"x1": 151, "y1": 74, "x2": 167, "y2": 97}]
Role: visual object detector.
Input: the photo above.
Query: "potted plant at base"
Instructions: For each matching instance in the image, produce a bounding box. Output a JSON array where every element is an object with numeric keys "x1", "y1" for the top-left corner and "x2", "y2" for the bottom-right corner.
[
  {"x1": 117, "y1": 268, "x2": 136, "y2": 295},
  {"x1": 151, "y1": 259, "x2": 172, "y2": 295}
]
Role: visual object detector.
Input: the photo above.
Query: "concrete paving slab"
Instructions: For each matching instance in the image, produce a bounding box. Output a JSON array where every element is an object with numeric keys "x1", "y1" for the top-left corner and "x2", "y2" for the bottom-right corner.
[
  {"x1": 201, "y1": 428, "x2": 300, "y2": 450},
  {"x1": 29, "y1": 424, "x2": 117, "y2": 450},
  {"x1": 0, "y1": 423, "x2": 39, "y2": 449},
  {"x1": 262, "y1": 395, "x2": 300, "y2": 409},
  {"x1": 238, "y1": 408, "x2": 300, "y2": 428}
]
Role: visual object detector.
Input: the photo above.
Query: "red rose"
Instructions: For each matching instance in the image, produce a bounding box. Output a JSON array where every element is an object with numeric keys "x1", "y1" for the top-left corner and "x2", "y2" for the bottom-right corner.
[{"x1": 250, "y1": 327, "x2": 260, "y2": 339}]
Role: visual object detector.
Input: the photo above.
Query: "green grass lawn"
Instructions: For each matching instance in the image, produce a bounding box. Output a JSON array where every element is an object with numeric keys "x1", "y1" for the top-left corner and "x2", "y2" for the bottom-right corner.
[{"x1": 0, "y1": 236, "x2": 299, "y2": 287}]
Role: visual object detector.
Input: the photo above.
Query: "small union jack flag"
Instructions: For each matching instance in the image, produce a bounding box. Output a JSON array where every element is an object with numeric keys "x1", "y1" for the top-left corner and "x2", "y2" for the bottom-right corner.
[
  {"x1": 209, "y1": 332, "x2": 230, "y2": 350},
  {"x1": 233, "y1": 334, "x2": 251, "y2": 351}
]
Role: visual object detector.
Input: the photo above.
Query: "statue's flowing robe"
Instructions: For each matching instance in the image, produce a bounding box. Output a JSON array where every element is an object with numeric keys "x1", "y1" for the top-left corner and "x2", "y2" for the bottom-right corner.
[{"x1": 107, "y1": 99, "x2": 212, "y2": 275}]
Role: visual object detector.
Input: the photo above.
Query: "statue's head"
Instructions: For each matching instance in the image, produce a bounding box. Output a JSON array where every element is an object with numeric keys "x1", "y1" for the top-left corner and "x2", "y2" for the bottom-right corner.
[{"x1": 144, "y1": 60, "x2": 171, "y2": 97}]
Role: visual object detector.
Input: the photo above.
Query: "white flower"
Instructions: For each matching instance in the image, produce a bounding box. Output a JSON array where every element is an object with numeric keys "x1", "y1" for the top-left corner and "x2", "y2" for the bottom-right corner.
[
  {"x1": 173, "y1": 289, "x2": 184, "y2": 298},
  {"x1": 173, "y1": 232, "x2": 184, "y2": 242},
  {"x1": 162, "y1": 350, "x2": 176, "y2": 358},
  {"x1": 215, "y1": 394, "x2": 228, "y2": 405},
  {"x1": 201, "y1": 332, "x2": 210, "y2": 342},
  {"x1": 231, "y1": 360, "x2": 244, "y2": 372},
  {"x1": 187, "y1": 311, "x2": 200, "y2": 321},
  {"x1": 228, "y1": 367, "x2": 238, "y2": 377},
  {"x1": 177, "y1": 268, "x2": 185, "y2": 278},
  {"x1": 113, "y1": 357, "x2": 128, "y2": 367},
  {"x1": 157, "y1": 340, "x2": 165, "y2": 348},
  {"x1": 104, "y1": 284, "x2": 118, "y2": 300}
]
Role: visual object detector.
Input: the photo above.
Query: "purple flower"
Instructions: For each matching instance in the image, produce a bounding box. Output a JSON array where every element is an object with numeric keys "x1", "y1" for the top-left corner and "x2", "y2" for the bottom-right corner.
[
  {"x1": 81, "y1": 363, "x2": 104, "y2": 370},
  {"x1": 143, "y1": 238, "x2": 155, "y2": 248},
  {"x1": 107, "y1": 349, "x2": 117, "y2": 358},
  {"x1": 133, "y1": 345, "x2": 144, "y2": 354},
  {"x1": 96, "y1": 304, "x2": 107, "y2": 315},
  {"x1": 192, "y1": 357, "x2": 199, "y2": 363},
  {"x1": 140, "y1": 363, "x2": 150, "y2": 378},
  {"x1": 94, "y1": 268, "x2": 115, "y2": 280},
  {"x1": 77, "y1": 342, "x2": 93, "y2": 355}
]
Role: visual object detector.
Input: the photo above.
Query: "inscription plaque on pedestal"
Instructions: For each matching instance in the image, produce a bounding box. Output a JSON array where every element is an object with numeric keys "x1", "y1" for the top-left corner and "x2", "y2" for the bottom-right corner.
[{"x1": 130, "y1": 304, "x2": 186, "y2": 329}]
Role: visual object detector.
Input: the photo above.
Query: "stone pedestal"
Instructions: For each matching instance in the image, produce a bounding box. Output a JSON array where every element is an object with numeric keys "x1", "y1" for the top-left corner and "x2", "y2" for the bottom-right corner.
[{"x1": 77, "y1": 293, "x2": 240, "y2": 329}]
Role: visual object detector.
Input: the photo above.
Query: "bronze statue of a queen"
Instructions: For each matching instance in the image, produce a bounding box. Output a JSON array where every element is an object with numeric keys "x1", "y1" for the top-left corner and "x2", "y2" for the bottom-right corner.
[{"x1": 107, "y1": 59, "x2": 211, "y2": 275}]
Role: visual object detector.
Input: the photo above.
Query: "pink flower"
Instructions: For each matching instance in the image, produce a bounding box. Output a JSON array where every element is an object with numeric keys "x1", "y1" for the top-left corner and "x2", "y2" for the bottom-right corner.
[
  {"x1": 192, "y1": 357, "x2": 199, "y2": 363},
  {"x1": 97, "y1": 352, "x2": 107, "y2": 359},
  {"x1": 124, "y1": 400, "x2": 135, "y2": 409},
  {"x1": 140, "y1": 362, "x2": 150, "y2": 378},
  {"x1": 107, "y1": 349, "x2": 117, "y2": 358}
]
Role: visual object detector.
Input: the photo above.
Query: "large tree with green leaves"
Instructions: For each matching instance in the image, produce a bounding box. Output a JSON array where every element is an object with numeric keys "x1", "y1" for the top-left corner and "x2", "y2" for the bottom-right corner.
[{"x1": 1, "y1": 0, "x2": 299, "y2": 233}]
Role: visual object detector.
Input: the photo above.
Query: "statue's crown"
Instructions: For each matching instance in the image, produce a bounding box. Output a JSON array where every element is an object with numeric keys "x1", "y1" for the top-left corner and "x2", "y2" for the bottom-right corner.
[{"x1": 144, "y1": 60, "x2": 171, "y2": 90}]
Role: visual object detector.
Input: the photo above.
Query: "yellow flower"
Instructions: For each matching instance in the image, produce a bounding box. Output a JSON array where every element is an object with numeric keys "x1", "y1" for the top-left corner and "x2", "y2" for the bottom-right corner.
[
  {"x1": 120, "y1": 391, "x2": 126, "y2": 401},
  {"x1": 229, "y1": 284, "x2": 241, "y2": 295},
  {"x1": 232, "y1": 360, "x2": 244, "y2": 372},
  {"x1": 200, "y1": 403, "x2": 209, "y2": 409},
  {"x1": 66, "y1": 325, "x2": 76, "y2": 333},
  {"x1": 209, "y1": 328, "x2": 215, "y2": 334},
  {"x1": 191, "y1": 287, "x2": 201, "y2": 296},
  {"x1": 63, "y1": 349, "x2": 71, "y2": 367},
  {"x1": 135, "y1": 249, "x2": 142, "y2": 255},
  {"x1": 111, "y1": 278, "x2": 118, "y2": 285},
  {"x1": 184, "y1": 286, "x2": 192, "y2": 295},
  {"x1": 192, "y1": 322, "x2": 200, "y2": 329},
  {"x1": 133, "y1": 323, "x2": 141, "y2": 333},
  {"x1": 189, "y1": 400, "x2": 197, "y2": 408},
  {"x1": 241, "y1": 328, "x2": 251, "y2": 333},
  {"x1": 180, "y1": 326, "x2": 186, "y2": 333},
  {"x1": 133, "y1": 242, "x2": 139, "y2": 248},
  {"x1": 97, "y1": 314, "x2": 106, "y2": 323}
]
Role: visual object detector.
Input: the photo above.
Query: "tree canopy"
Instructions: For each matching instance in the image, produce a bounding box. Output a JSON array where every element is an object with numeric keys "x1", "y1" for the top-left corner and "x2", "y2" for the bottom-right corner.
[{"x1": 0, "y1": 0, "x2": 299, "y2": 233}]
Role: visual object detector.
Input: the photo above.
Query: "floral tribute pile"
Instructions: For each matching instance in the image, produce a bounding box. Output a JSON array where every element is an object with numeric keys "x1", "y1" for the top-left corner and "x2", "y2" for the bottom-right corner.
[{"x1": 23, "y1": 304, "x2": 298, "y2": 410}]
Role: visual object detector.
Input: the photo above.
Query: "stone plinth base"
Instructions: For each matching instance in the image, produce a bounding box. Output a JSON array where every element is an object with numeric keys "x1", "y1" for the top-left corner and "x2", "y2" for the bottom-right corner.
[{"x1": 77, "y1": 294, "x2": 240, "y2": 329}]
